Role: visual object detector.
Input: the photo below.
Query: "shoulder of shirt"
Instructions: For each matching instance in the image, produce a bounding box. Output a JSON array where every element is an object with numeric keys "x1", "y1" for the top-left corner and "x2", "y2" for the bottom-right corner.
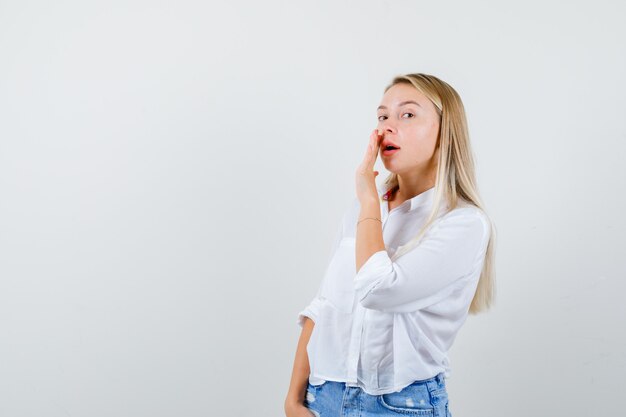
[
  {"x1": 444, "y1": 202, "x2": 485, "y2": 218},
  {"x1": 440, "y1": 202, "x2": 491, "y2": 237}
]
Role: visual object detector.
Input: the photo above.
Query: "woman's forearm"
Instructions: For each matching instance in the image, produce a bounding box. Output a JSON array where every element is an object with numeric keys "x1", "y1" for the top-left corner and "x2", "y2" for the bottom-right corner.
[
  {"x1": 284, "y1": 317, "x2": 314, "y2": 409},
  {"x1": 356, "y1": 200, "x2": 385, "y2": 272}
]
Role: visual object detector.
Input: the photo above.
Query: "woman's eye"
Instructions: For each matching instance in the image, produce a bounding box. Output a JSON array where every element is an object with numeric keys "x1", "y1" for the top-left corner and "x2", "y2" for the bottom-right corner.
[{"x1": 377, "y1": 113, "x2": 414, "y2": 121}]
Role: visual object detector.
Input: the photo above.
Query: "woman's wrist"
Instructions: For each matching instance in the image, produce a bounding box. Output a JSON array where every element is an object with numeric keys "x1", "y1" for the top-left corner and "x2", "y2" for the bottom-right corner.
[{"x1": 359, "y1": 198, "x2": 381, "y2": 219}]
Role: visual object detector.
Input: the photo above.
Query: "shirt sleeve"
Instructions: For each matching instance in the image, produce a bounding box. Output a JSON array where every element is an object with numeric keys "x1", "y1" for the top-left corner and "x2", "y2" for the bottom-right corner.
[
  {"x1": 353, "y1": 209, "x2": 490, "y2": 313},
  {"x1": 296, "y1": 296, "x2": 324, "y2": 328},
  {"x1": 296, "y1": 203, "x2": 349, "y2": 328}
]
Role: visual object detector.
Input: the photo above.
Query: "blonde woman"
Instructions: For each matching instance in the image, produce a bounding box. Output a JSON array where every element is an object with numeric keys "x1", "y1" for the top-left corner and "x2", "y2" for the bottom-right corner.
[{"x1": 285, "y1": 73, "x2": 496, "y2": 417}]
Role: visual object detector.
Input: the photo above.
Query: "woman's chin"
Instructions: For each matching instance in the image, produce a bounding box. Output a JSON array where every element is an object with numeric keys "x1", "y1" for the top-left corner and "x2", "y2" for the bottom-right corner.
[{"x1": 381, "y1": 161, "x2": 401, "y2": 174}]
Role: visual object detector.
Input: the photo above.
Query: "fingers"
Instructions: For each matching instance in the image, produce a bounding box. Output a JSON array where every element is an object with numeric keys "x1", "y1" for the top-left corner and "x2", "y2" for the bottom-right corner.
[
  {"x1": 358, "y1": 130, "x2": 376, "y2": 171},
  {"x1": 358, "y1": 133, "x2": 371, "y2": 170},
  {"x1": 358, "y1": 129, "x2": 383, "y2": 173},
  {"x1": 369, "y1": 129, "x2": 382, "y2": 167}
]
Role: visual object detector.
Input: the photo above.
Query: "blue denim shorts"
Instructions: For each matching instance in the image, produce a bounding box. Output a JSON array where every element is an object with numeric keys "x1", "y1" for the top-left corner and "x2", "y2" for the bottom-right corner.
[{"x1": 304, "y1": 372, "x2": 451, "y2": 417}]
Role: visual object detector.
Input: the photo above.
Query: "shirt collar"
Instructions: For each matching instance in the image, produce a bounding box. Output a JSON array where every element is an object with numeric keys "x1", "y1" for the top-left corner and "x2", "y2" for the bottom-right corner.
[{"x1": 377, "y1": 183, "x2": 436, "y2": 212}]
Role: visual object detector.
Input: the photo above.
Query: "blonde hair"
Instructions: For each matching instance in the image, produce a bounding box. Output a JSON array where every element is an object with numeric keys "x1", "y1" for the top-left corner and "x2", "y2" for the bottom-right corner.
[{"x1": 382, "y1": 73, "x2": 497, "y2": 315}]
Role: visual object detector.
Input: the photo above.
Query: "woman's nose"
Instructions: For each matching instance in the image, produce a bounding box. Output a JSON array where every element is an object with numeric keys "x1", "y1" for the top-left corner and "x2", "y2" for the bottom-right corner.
[{"x1": 380, "y1": 122, "x2": 395, "y2": 134}]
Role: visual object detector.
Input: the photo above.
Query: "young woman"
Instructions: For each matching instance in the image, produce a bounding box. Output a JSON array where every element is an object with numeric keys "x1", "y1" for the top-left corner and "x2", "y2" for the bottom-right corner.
[{"x1": 285, "y1": 73, "x2": 497, "y2": 417}]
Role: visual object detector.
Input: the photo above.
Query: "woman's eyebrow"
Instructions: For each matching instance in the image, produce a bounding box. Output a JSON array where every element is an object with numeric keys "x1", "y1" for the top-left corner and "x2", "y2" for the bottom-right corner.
[{"x1": 377, "y1": 100, "x2": 421, "y2": 110}]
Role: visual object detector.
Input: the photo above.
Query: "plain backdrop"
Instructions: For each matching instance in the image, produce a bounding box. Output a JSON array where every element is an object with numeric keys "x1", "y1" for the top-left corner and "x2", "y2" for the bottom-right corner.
[{"x1": 0, "y1": 1, "x2": 624, "y2": 416}]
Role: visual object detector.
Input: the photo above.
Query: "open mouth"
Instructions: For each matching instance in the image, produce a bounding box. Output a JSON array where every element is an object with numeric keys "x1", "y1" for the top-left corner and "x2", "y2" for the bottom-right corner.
[{"x1": 382, "y1": 145, "x2": 400, "y2": 156}]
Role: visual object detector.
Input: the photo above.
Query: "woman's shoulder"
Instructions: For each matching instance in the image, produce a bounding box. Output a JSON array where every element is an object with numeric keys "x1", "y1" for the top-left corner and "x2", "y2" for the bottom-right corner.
[
  {"x1": 447, "y1": 201, "x2": 485, "y2": 216},
  {"x1": 440, "y1": 202, "x2": 491, "y2": 236},
  {"x1": 441, "y1": 195, "x2": 484, "y2": 213}
]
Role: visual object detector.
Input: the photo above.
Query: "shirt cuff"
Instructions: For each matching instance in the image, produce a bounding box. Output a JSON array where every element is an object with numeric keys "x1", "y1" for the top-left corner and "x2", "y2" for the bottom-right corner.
[
  {"x1": 296, "y1": 297, "x2": 323, "y2": 328},
  {"x1": 353, "y1": 250, "x2": 392, "y2": 298}
]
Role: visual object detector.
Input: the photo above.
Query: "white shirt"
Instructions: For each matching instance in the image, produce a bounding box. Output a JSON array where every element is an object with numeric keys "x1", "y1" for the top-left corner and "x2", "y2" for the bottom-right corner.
[{"x1": 296, "y1": 184, "x2": 491, "y2": 395}]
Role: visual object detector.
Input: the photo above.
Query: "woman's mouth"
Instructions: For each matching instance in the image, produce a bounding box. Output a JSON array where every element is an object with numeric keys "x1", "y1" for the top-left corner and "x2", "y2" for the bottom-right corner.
[{"x1": 382, "y1": 145, "x2": 400, "y2": 156}]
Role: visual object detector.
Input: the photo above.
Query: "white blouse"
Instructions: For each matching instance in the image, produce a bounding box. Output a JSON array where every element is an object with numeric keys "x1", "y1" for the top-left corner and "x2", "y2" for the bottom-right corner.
[{"x1": 296, "y1": 184, "x2": 491, "y2": 395}]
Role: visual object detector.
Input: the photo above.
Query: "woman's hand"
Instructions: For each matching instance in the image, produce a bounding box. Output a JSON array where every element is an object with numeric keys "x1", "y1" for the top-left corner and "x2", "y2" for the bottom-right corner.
[
  {"x1": 356, "y1": 129, "x2": 383, "y2": 205},
  {"x1": 284, "y1": 402, "x2": 316, "y2": 417}
]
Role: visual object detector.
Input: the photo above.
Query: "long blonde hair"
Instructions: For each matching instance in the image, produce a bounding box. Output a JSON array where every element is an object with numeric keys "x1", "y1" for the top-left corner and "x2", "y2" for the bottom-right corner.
[{"x1": 382, "y1": 73, "x2": 497, "y2": 314}]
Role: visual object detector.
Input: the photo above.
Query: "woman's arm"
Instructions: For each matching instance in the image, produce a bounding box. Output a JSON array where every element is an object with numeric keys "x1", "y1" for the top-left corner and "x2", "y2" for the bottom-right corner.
[
  {"x1": 353, "y1": 209, "x2": 490, "y2": 313},
  {"x1": 284, "y1": 317, "x2": 315, "y2": 414},
  {"x1": 356, "y1": 199, "x2": 385, "y2": 272}
]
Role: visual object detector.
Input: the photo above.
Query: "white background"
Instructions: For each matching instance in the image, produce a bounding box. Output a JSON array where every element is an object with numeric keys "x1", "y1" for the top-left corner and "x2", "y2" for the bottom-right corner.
[{"x1": 0, "y1": 1, "x2": 624, "y2": 416}]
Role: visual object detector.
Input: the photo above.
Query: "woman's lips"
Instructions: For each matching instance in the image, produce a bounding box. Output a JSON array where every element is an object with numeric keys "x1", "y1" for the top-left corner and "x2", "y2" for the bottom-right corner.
[{"x1": 382, "y1": 148, "x2": 399, "y2": 156}]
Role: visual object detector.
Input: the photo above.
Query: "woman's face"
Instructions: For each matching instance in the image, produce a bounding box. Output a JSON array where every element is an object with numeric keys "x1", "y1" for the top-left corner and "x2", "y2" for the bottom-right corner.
[{"x1": 376, "y1": 83, "x2": 441, "y2": 176}]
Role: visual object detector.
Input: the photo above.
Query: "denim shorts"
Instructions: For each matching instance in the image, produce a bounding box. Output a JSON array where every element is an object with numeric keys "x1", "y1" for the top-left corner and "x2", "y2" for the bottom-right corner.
[{"x1": 304, "y1": 372, "x2": 452, "y2": 417}]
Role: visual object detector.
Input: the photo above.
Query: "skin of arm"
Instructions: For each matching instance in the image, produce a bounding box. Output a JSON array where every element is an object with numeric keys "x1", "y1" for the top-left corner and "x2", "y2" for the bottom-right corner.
[
  {"x1": 355, "y1": 200, "x2": 386, "y2": 272},
  {"x1": 354, "y1": 129, "x2": 386, "y2": 272},
  {"x1": 285, "y1": 129, "x2": 385, "y2": 413},
  {"x1": 284, "y1": 317, "x2": 315, "y2": 414}
]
